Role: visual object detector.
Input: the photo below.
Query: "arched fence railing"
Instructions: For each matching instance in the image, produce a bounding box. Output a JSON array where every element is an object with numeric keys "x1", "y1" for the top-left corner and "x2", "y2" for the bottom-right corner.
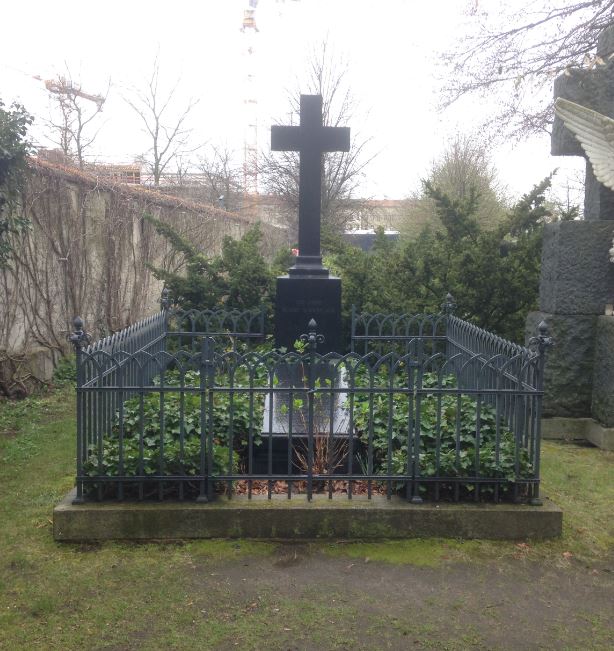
[
  {"x1": 69, "y1": 296, "x2": 552, "y2": 506},
  {"x1": 165, "y1": 307, "x2": 266, "y2": 352}
]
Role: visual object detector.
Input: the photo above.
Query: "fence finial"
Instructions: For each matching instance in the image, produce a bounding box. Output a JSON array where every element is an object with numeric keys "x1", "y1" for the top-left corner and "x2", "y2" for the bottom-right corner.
[
  {"x1": 529, "y1": 320, "x2": 554, "y2": 357},
  {"x1": 300, "y1": 318, "x2": 325, "y2": 354},
  {"x1": 160, "y1": 286, "x2": 171, "y2": 311},
  {"x1": 68, "y1": 316, "x2": 91, "y2": 350},
  {"x1": 442, "y1": 292, "x2": 456, "y2": 316}
]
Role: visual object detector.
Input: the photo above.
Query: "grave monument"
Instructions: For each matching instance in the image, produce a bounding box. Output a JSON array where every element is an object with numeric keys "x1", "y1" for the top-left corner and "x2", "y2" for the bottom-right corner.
[
  {"x1": 526, "y1": 23, "x2": 614, "y2": 449},
  {"x1": 271, "y1": 94, "x2": 350, "y2": 354},
  {"x1": 255, "y1": 95, "x2": 351, "y2": 471}
]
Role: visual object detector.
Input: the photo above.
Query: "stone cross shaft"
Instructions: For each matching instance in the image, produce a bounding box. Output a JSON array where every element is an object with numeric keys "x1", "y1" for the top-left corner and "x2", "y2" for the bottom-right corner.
[{"x1": 271, "y1": 94, "x2": 350, "y2": 276}]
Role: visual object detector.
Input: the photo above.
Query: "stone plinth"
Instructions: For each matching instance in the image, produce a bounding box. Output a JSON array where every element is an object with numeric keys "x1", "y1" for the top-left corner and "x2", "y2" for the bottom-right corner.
[
  {"x1": 592, "y1": 315, "x2": 614, "y2": 426},
  {"x1": 274, "y1": 275, "x2": 342, "y2": 354},
  {"x1": 526, "y1": 311, "x2": 597, "y2": 418},
  {"x1": 54, "y1": 490, "x2": 563, "y2": 541},
  {"x1": 539, "y1": 221, "x2": 614, "y2": 315}
]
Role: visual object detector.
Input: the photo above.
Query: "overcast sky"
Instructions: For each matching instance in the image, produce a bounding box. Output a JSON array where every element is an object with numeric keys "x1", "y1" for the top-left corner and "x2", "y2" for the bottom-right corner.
[{"x1": 0, "y1": 0, "x2": 584, "y2": 203}]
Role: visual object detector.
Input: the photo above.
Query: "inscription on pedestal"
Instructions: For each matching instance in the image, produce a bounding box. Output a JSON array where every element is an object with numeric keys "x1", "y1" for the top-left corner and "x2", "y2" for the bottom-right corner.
[{"x1": 275, "y1": 276, "x2": 342, "y2": 354}]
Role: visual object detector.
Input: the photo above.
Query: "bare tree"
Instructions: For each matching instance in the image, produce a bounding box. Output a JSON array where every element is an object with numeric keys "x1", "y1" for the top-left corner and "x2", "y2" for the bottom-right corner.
[
  {"x1": 44, "y1": 69, "x2": 108, "y2": 167},
  {"x1": 196, "y1": 145, "x2": 244, "y2": 211},
  {"x1": 441, "y1": 0, "x2": 614, "y2": 138},
  {"x1": 125, "y1": 55, "x2": 199, "y2": 187},
  {"x1": 259, "y1": 41, "x2": 376, "y2": 238}
]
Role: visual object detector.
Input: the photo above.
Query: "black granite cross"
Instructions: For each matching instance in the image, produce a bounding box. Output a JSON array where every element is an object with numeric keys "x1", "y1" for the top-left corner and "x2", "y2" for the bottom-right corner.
[
  {"x1": 552, "y1": 24, "x2": 614, "y2": 220},
  {"x1": 271, "y1": 94, "x2": 350, "y2": 276}
]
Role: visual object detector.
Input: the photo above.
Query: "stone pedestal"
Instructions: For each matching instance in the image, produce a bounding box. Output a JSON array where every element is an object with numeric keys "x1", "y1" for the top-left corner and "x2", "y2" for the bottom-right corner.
[
  {"x1": 527, "y1": 221, "x2": 614, "y2": 424},
  {"x1": 274, "y1": 275, "x2": 342, "y2": 354},
  {"x1": 538, "y1": 221, "x2": 614, "y2": 314},
  {"x1": 592, "y1": 316, "x2": 614, "y2": 426},
  {"x1": 525, "y1": 311, "x2": 597, "y2": 417}
]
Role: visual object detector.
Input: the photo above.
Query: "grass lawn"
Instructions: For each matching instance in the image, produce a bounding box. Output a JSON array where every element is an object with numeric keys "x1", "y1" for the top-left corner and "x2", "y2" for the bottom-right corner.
[{"x1": 1, "y1": 388, "x2": 612, "y2": 650}]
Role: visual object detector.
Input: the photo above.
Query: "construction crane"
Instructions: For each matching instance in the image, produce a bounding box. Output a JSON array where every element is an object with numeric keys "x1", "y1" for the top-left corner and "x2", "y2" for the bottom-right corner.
[
  {"x1": 33, "y1": 75, "x2": 105, "y2": 110},
  {"x1": 241, "y1": 0, "x2": 259, "y2": 195},
  {"x1": 240, "y1": 0, "x2": 300, "y2": 196}
]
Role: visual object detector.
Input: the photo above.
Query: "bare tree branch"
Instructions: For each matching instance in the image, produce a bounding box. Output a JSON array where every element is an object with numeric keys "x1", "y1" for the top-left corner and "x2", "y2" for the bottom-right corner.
[
  {"x1": 440, "y1": 0, "x2": 614, "y2": 138},
  {"x1": 125, "y1": 55, "x2": 199, "y2": 186},
  {"x1": 259, "y1": 40, "x2": 377, "y2": 237},
  {"x1": 196, "y1": 145, "x2": 244, "y2": 211},
  {"x1": 44, "y1": 66, "x2": 108, "y2": 167}
]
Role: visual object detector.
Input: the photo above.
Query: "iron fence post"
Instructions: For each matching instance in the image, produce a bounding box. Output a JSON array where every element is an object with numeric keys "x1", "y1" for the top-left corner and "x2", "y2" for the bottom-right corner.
[
  {"x1": 529, "y1": 320, "x2": 554, "y2": 506},
  {"x1": 197, "y1": 336, "x2": 215, "y2": 503},
  {"x1": 160, "y1": 286, "x2": 171, "y2": 336},
  {"x1": 259, "y1": 307, "x2": 265, "y2": 343},
  {"x1": 442, "y1": 292, "x2": 456, "y2": 362},
  {"x1": 411, "y1": 359, "x2": 424, "y2": 504},
  {"x1": 196, "y1": 337, "x2": 214, "y2": 502},
  {"x1": 69, "y1": 316, "x2": 91, "y2": 505},
  {"x1": 350, "y1": 304, "x2": 356, "y2": 353},
  {"x1": 300, "y1": 319, "x2": 324, "y2": 502}
]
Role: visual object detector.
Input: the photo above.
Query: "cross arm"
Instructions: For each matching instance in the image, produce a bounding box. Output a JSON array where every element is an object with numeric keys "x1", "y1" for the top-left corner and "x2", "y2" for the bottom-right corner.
[
  {"x1": 271, "y1": 125, "x2": 302, "y2": 151},
  {"x1": 319, "y1": 126, "x2": 350, "y2": 152},
  {"x1": 271, "y1": 124, "x2": 351, "y2": 153}
]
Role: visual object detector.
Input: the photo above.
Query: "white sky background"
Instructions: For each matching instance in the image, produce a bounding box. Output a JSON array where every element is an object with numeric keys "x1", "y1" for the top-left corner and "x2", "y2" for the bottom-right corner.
[{"x1": 0, "y1": 0, "x2": 585, "y2": 204}]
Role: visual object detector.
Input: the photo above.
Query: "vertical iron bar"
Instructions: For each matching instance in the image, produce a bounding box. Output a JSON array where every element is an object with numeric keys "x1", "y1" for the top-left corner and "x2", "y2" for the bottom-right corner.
[
  {"x1": 206, "y1": 338, "x2": 215, "y2": 502},
  {"x1": 327, "y1": 371, "x2": 335, "y2": 500},
  {"x1": 247, "y1": 365, "x2": 254, "y2": 500},
  {"x1": 138, "y1": 359, "x2": 145, "y2": 501},
  {"x1": 288, "y1": 376, "x2": 294, "y2": 500},
  {"x1": 158, "y1": 358, "x2": 165, "y2": 501},
  {"x1": 350, "y1": 305, "x2": 356, "y2": 354},
  {"x1": 475, "y1": 393, "x2": 482, "y2": 502},
  {"x1": 494, "y1": 382, "x2": 501, "y2": 503},
  {"x1": 454, "y1": 393, "x2": 461, "y2": 503},
  {"x1": 434, "y1": 389, "x2": 442, "y2": 502},
  {"x1": 227, "y1": 363, "x2": 235, "y2": 500},
  {"x1": 197, "y1": 337, "x2": 208, "y2": 502},
  {"x1": 405, "y1": 362, "x2": 414, "y2": 502},
  {"x1": 117, "y1": 352, "x2": 125, "y2": 501},
  {"x1": 267, "y1": 360, "x2": 274, "y2": 500},
  {"x1": 386, "y1": 361, "x2": 394, "y2": 500},
  {"x1": 179, "y1": 361, "x2": 186, "y2": 501},
  {"x1": 347, "y1": 366, "x2": 355, "y2": 501},
  {"x1": 367, "y1": 365, "x2": 374, "y2": 500},
  {"x1": 411, "y1": 341, "x2": 424, "y2": 504},
  {"x1": 70, "y1": 318, "x2": 87, "y2": 505},
  {"x1": 307, "y1": 352, "x2": 315, "y2": 502},
  {"x1": 96, "y1": 356, "x2": 103, "y2": 501}
]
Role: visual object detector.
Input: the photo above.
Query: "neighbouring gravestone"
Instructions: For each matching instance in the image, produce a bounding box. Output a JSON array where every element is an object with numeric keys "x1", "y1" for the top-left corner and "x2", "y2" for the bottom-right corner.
[
  {"x1": 526, "y1": 23, "x2": 614, "y2": 448},
  {"x1": 271, "y1": 94, "x2": 350, "y2": 354}
]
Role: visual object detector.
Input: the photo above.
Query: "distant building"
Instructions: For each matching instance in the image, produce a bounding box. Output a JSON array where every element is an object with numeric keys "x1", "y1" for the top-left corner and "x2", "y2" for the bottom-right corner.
[
  {"x1": 35, "y1": 150, "x2": 141, "y2": 185},
  {"x1": 87, "y1": 163, "x2": 141, "y2": 185},
  {"x1": 343, "y1": 228, "x2": 400, "y2": 251}
]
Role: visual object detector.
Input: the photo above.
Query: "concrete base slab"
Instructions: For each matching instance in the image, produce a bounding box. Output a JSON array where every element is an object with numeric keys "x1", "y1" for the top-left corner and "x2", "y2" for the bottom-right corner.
[
  {"x1": 54, "y1": 490, "x2": 562, "y2": 542},
  {"x1": 541, "y1": 417, "x2": 614, "y2": 451},
  {"x1": 586, "y1": 419, "x2": 614, "y2": 451},
  {"x1": 541, "y1": 417, "x2": 593, "y2": 441}
]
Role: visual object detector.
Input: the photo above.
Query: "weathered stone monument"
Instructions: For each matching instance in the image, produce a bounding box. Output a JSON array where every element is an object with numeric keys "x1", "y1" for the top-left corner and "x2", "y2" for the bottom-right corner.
[
  {"x1": 526, "y1": 23, "x2": 614, "y2": 449},
  {"x1": 271, "y1": 94, "x2": 350, "y2": 354}
]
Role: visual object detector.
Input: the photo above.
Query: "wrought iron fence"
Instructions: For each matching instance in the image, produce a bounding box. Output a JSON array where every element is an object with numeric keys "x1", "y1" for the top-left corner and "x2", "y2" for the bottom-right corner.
[
  {"x1": 165, "y1": 307, "x2": 265, "y2": 352},
  {"x1": 70, "y1": 297, "x2": 551, "y2": 506}
]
